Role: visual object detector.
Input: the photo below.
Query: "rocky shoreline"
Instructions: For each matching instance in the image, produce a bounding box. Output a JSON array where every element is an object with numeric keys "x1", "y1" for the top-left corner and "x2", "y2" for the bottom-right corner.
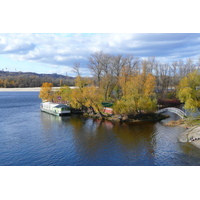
[
  {"x1": 163, "y1": 118, "x2": 200, "y2": 149},
  {"x1": 178, "y1": 126, "x2": 200, "y2": 149},
  {"x1": 83, "y1": 112, "x2": 168, "y2": 124}
]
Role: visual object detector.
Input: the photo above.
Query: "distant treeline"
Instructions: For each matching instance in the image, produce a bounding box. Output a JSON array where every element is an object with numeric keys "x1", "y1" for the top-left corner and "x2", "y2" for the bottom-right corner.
[{"x1": 0, "y1": 71, "x2": 75, "y2": 88}]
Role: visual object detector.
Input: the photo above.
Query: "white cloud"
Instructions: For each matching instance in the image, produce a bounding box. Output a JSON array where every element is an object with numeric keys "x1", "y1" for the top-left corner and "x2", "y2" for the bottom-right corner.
[{"x1": 0, "y1": 33, "x2": 200, "y2": 75}]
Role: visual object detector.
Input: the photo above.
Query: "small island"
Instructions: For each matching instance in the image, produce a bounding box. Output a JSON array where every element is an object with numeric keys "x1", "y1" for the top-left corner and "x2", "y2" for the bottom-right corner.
[
  {"x1": 39, "y1": 51, "x2": 197, "y2": 124},
  {"x1": 39, "y1": 59, "x2": 168, "y2": 123},
  {"x1": 38, "y1": 53, "x2": 200, "y2": 150}
]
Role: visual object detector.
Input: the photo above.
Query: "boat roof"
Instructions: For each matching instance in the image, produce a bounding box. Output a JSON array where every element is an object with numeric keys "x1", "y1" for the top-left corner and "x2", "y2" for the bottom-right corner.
[
  {"x1": 54, "y1": 104, "x2": 69, "y2": 108},
  {"x1": 42, "y1": 102, "x2": 69, "y2": 107},
  {"x1": 102, "y1": 102, "x2": 113, "y2": 108}
]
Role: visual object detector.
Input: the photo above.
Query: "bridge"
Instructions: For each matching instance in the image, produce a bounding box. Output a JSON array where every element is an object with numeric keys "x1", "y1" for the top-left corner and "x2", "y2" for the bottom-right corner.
[{"x1": 156, "y1": 107, "x2": 187, "y2": 119}]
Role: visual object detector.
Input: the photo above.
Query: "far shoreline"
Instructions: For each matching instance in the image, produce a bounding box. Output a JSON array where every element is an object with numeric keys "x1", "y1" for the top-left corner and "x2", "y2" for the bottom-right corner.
[
  {"x1": 0, "y1": 87, "x2": 77, "y2": 92},
  {"x1": 0, "y1": 87, "x2": 42, "y2": 92}
]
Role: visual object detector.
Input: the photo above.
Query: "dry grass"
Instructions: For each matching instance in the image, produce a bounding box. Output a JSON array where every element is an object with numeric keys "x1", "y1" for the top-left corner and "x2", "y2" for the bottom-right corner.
[{"x1": 164, "y1": 119, "x2": 185, "y2": 126}]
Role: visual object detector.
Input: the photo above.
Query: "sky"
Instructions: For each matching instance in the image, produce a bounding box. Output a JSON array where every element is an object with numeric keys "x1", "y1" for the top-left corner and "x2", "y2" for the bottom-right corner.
[{"x1": 0, "y1": 33, "x2": 200, "y2": 77}]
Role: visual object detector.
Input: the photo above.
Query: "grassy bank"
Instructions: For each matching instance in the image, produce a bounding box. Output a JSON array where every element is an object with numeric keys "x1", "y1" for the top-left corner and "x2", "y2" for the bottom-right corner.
[
  {"x1": 163, "y1": 116, "x2": 200, "y2": 128},
  {"x1": 184, "y1": 117, "x2": 200, "y2": 127}
]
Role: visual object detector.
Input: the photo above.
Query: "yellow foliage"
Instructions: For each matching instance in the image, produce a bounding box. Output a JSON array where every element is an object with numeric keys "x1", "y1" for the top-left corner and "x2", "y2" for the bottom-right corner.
[
  {"x1": 75, "y1": 76, "x2": 93, "y2": 90},
  {"x1": 70, "y1": 85, "x2": 104, "y2": 113},
  {"x1": 83, "y1": 85, "x2": 104, "y2": 112},
  {"x1": 177, "y1": 70, "x2": 200, "y2": 111},
  {"x1": 55, "y1": 67, "x2": 157, "y2": 116},
  {"x1": 39, "y1": 82, "x2": 53, "y2": 102},
  {"x1": 115, "y1": 69, "x2": 157, "y2": 114},
  {"x1": 70, "y1": 88, "x2": 86, "y2": 109},
  {"x1": 113, "y1": 100, "x2": 134, "y2": 115},
  {"x1": 118, "y1": 66, "x2": 134, "y2": 99},
  {"x1": 143, "y1": 73, "x2": 156, "y2": 96},
  {"x1": 99, "y1": 74, "x2": 117, "y2": 101},
  {"x1": 52, "y1": 85, "x2": 72, "y2": 103}
]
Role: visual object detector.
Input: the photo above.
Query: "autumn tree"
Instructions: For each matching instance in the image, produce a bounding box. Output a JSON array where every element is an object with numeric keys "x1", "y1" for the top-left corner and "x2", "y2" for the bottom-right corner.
[
  {"x1": 73, "y1": 62, "x2": 93, "y2": 91},
  {"x1": 177, "y1": 70, "x2": 200, "y2": 111},
  {"x1": 70, "y1": 71, "x2": 93, "y2": 110},
  {"x1": 118, "y1": 63, "x2": 136, "y2": 100},
  {"x1": 59, "y1": 85, "x2": 72, "y2": 101},
  {"x1": 39, "y1": 82, "x2": 54, "y2": 102},
  {"x1": 71, "y1": 64, "x2": 105, "y2": 115},
  {"x1": 114, "y1": 67, "x2": 157, "y2": 115},
  {"x1": 82, "y1": 85, "x2": 104, "y2": 116},
  {"x1": 70, "y1": 87, "x2": 87, "y2": 110},
  {"x1": 52, "y1": 85, "x2": 72, "y2": 103},
  {"x1": 75, "y1": 76, "x2": 92, "y2": 91}
]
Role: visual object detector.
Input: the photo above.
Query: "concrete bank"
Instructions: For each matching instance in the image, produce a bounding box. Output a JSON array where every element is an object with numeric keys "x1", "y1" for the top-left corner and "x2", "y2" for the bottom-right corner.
[{"x1": 178, "y1": 126, "x2": 200, "y2": 149}]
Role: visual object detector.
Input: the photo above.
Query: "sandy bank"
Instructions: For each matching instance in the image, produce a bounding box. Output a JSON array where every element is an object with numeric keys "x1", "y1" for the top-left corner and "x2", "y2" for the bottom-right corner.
[
  {"x1": 0, "y1": 87, "x2": 41, "y2": 92},
  {"x1": 178, "y1": 126, "x2": 200, "y2": 149},
  {"x1": 0, "y1": 87, "x2": 77, "y2": 92}
]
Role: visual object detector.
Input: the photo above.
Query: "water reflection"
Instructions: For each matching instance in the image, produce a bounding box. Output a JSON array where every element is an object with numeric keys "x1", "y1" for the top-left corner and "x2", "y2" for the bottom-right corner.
[
  {"x1": 40, "y1": 112, "x2": 63, "y2": 131},
  {"x1": 57, "y1": 115, "x2": 158, "y2": 165},
  {"x1": 2, "y1": 91, "x2": 200, "y2": 166},
  {"x1": 39, "y1": 111, "x2": 200, "y2": 165},
  {"x1": 69, "y1": 117, "x2": 111, "y2": 159}
]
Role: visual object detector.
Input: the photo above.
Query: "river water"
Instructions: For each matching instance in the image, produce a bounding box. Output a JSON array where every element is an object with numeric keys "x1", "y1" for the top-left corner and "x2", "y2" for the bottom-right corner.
[{"x1": 0, "y1": 92, "x2": 200, "y2": 166}]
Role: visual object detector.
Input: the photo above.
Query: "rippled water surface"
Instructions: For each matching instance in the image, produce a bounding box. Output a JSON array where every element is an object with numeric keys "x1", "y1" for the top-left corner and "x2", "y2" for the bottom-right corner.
[{"x1": 0, "y1": 92, "x2": 200, "y2": 166}]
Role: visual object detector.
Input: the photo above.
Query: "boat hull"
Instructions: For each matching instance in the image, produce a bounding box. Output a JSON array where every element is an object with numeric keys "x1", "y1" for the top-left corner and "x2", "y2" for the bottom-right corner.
[{"x1": 41, "y1": 108, "x2": 70, "y2": 116}]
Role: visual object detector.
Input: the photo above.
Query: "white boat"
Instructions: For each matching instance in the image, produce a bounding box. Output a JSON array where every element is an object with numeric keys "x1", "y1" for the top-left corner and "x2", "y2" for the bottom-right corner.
[{"x1": 40, "y1": 102, "x2": 71, "y2": 116}]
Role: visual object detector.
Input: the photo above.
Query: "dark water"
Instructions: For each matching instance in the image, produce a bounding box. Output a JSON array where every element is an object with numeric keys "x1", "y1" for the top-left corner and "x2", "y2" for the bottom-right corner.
[{"x1": 0, "y1": 92, "x2": 200, "y2": 166}]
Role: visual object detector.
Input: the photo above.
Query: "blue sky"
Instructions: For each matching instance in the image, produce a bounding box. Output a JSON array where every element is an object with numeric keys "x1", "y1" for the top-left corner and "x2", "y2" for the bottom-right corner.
[{"x1": 0, "y1": 33, "x2": 200, "y2": 76}]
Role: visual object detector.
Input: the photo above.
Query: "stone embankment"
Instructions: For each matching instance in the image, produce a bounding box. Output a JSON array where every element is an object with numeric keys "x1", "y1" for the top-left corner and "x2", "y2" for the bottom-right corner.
[{"x1": 178, "y1": 126, "x2": 200, "y2": 149}]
